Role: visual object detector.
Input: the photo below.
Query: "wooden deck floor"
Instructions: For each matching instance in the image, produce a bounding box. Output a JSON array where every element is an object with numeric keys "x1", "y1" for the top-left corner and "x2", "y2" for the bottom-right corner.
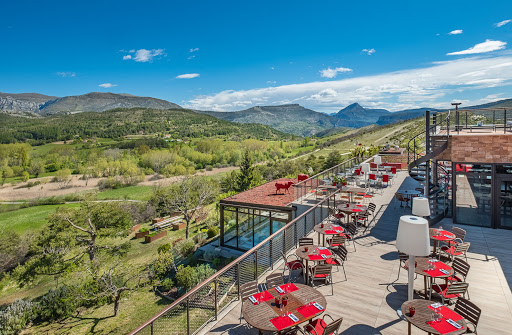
[{"x1": 201, "y1": 172, "x2": 512, "y2": 335}]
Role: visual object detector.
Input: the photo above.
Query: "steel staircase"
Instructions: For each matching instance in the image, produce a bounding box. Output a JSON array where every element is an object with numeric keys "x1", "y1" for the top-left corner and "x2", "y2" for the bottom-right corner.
[{"x1": 407, "y1": 111, "x2": 451, "y2": 225}]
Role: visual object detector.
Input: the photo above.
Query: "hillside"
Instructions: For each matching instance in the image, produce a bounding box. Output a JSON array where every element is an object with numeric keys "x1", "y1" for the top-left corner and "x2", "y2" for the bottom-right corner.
[
  {"x1": 0, "y1": 92, "x2": 181, "y2": 116},
  {"x1": 0, "y1": 108, "x2": 290, "y2": 144},
  {"x1": 376, "y1": 108, "x2": 443, "y2": 125},
  {"x1": 39, "y1": 92, "x2": 182, "y2": 115},
  {"x1": 197, "y1": 104, "x2": 344, "y2": 137}
]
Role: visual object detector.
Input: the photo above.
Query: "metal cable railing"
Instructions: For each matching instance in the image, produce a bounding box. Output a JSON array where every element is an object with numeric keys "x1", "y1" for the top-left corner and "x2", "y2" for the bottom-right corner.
[{"x1": 129, "y1": 189, "x2": 341, "y2": 335}]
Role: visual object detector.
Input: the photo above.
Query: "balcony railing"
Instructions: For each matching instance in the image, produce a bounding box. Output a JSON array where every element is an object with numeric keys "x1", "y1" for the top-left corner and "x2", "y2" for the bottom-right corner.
[{"x1": 129, "y1": 188, "x2": 341, "y2": 335}]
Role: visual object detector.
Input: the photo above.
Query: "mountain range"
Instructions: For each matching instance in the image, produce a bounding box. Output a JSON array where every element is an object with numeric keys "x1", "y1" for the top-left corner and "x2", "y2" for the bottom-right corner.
[{"x1": 2, "y1": 91, "x2": 512, "y2": 137}]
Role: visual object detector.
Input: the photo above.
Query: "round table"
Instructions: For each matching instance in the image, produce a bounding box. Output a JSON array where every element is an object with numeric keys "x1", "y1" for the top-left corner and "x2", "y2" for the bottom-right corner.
[
  {"x1": 243, "y1": 283, "x2": 327, "y2": 335},
  {"x1": 295, "y1": 245, "x2": 333, "y2": 285},
  {"x1": 337, "y1": 203, "x2": 367, "y2": 223},
  {"x1": 406, "y1": 257, "x2": 454, "y2": 300},
  {"x1": 401, "y1": 299, "x2": 467, "y2": 335},
  {"x1": 398, "y1": 189, "x2": 422, "y2": 207},
  {"x1": 430, "y1": 228, "x2": 455, "y2": 258},
  {"x1": 313, "y1": 223, "x2": 344, "y2": 246}
]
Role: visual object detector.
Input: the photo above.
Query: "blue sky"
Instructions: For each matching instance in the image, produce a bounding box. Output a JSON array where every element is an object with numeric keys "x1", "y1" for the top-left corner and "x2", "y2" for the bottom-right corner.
[{"x1": 1, "y1": 0, "x2": 512, "y2": 113}]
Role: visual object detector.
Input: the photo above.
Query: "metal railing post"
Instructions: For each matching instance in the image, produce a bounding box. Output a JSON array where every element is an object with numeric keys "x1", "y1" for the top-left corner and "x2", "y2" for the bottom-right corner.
[
  {"x1": 254, "y1": 250, "x2": 258, "y2": 280},
  {"x1": 237, "y1": 263, "x2": 240, "y2": 299},
  {"x1": 214, "y1": 278, "x2": 218, "y2": 320},
  {"x1": 151, "y1": 323, "x2": 154, "y2": 335},
  {"x1": 270, "y1": 238, "x2": 274, "y2": 269},
  {"x1": 186, "y1": 297, "x2": 190, "y2": 335}
]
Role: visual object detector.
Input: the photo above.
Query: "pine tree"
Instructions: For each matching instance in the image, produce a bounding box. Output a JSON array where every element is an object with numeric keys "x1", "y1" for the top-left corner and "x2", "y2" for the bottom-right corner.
[{"x1": 235, "y1": 150, "x2": 254, "y2": 192}]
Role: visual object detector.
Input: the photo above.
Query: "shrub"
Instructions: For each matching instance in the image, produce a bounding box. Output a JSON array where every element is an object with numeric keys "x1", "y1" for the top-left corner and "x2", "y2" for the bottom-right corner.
[
  {"x1": 212, "y1": 258, "x2": 221, "y2": 268},
  {"x1": 157, "y1": 243, "x2": 171, "y2": 254},
  {"x1": 98, "y1": 177, "x2": 124, "y2": 190},
  {"x1": 207, "y1": 226, "x2": 220, "y2": 238},
  {"x1": 175, "y1": 264, "x2": 216, "y2": 291},
  {"x1": 0, "y1": 299, "x2": 35, "y2": 335},
  {"x1": 21, "y1": 172, "x2": 29, "y2": 182},
  {"x1": 193, "y1": 233, "x2": 206, "y2": 245},
  {"x1": 152, "y1": 251, "x2": 174, "y2": 280},
  {"x1": 36, "y1": 285, "x2": 77, "y2": 322},
  {"x1": 174, "y1": 239, "x2": 195, "y2": 257},
  {"x1": 139, "y1": 227, "x2": 149, "y2": 233},
  {"x1": 160, "y1": 278, "x2": 174, "y2": 292}
]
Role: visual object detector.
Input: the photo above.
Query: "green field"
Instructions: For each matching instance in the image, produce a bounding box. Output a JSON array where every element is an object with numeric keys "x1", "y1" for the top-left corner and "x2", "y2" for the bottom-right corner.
[
  {"x1": 0, "y1": 203, "x2": 80, "y2": 234},
  {"x1": 95, "y1": 185, "x2": 155, "y2": 201}
]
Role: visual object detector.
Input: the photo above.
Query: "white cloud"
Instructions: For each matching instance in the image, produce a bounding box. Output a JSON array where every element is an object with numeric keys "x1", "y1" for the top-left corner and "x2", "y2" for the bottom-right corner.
[
  {"x1": 362, "y1": 48, "x2": 376, "y2": 55},
  {"x1": 188, "y1": 55, "x2": 196, "y2": 60},
  {"x1": 495, "y1": 19, "x2": 511, "y2": 27},
  {"x1": 98, "y1": 83, "x2": 117, "y2": 88},
  {"x1": 122, "y1": 49, "x2": 165, "y2": 62},
  {"x1": 57, "y1": 72, "x2": 76, "y2": 77},
  {"x1": 447, "y1": 39, "x2": 506, "y2": 55},
  {"x1": 189, "y1": 48, "x2": 199, "y2": 52},
  {"x1": 185, "y1": 55, "x2": 512, "y2": 112},
  {"x1": 320, "y1": 67, "x2": 352, "y2": 78},
  {"x1": 176, "y1": 73, "x2": 200, "y2": 79},
  {"x1": 448, "y1": 29, "x2": 463, "y2": 35},
  {"x1": 267, "y1": 80, "x2": 276, "y2": 84}
]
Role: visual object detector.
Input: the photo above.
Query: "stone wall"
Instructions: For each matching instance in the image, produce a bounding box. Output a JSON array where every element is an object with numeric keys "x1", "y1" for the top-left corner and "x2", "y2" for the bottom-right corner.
[{"x1": 435, "y1": 134, "x2": 512, "y2": 163}]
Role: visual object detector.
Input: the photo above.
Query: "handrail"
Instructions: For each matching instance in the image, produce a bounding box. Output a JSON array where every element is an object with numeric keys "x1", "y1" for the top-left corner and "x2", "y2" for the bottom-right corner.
[
  {"x1": 129, "y1": 188, "x2": 341, "y2": 334},
  {"x1": 294, "y1": 156, "x2": 361, "y2": 187}
]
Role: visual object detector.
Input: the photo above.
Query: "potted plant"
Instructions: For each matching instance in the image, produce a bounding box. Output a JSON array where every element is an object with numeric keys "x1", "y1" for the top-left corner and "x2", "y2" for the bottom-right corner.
[
  {"x1": 333, "y1": 176, "x2": 347, "y2": 188},
  {"x1": 473, "y1": 114, "x2": 486, "y2": 126},
  {"x1": 145, "y1": 230, "x2": 167, "y2": 243}
]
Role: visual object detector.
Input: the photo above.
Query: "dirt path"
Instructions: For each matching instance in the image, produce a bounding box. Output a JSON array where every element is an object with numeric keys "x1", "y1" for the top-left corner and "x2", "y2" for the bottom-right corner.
[{"x1": 0, "y1": 165, "x2": 242, "y2": 201}]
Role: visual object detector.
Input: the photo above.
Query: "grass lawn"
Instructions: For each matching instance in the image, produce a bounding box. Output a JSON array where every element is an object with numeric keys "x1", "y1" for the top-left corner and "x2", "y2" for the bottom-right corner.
[
  {"x1": 0, "y1": 203, "x2": 80, "y2": 235},
  {"x1": 95, "y1": 185, "x2": 155, "y2": 201}
]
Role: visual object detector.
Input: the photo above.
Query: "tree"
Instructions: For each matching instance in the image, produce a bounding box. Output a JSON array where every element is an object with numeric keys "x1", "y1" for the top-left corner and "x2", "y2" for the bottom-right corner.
[
  {"x1": 235, "y1": 150, "x2": 255, "y2": 192},
  {"x1": 0, "y1": 230, "x2": 30, "y2": 275},
  {"x1": 152, "y1": 176, "x2": 220, "y2": 239},
  {"x1": 28, "y1": 160, "x2": 45, "y2": 178},
  {"x1": 21, "y1": 171, "x2": 30, "y2": 182},
  {"x1": 54, "y1": 168, "x2": 72, "y2": 189},
  {"x1": 322, "y1": 150, "x2": 342, "y2": 170}
]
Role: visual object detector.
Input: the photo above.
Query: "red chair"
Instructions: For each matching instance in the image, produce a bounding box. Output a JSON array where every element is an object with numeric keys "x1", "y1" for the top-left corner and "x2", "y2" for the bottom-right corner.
[
  {"x1": 369, "y1": 174, "x2": 376, "y2": 180},
  {"x1": 281, "y1": 252, "x2": 304, "y2": 282},
  {"x1": 391, "y1": 167, "x2": 397, "y2": 174},
  {"x1": 303, "y1": 315, "x2": 343, "y2": 335},
  {"x1": 382, "y1": 174, "x2": 389, "y2": 187},
  {"x1": 355, "y1": 169, "x2": 361, "y2": 176}
]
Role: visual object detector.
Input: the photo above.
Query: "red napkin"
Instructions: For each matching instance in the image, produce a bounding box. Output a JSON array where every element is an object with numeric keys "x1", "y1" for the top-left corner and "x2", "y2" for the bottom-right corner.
[
  {"x1": 275, "y1": 283, "x2": 299, "y2": 295},
  {"x1": 423, "y1": 262, "x2": 452, "y2": 277},
  {"x1": 318, "y1": 249, "x2": 332, "y2": 256},
  {"x1": 433, "y1": 235, "x2": 452, "y2": 241},
  {"x1": 270, "y1": 314, "x2": 296, "y2": 330},
  {"x1": 250, "y1": 290, "x2": 274, "y2": 305},
  {"x1": 427, "y1": 318, "x2": 465, "y2": 334},
  {"x1": 356, "y1": 204, "x2": 364, "y2": 207},
  {"x1": 428, "y1": 306, "x2": 463, "y2": 321},
  {"x1": 297, "y1": 302, "x2": 323, "y2": 318},
  {"x1": 352, "y1": 209, "x2": 363, "y2": 212},
  {"x1": 324, "y1": 230, "x2": 338, "y2": 234},
  {"x1": 308, "y1": 254, "x2": 323, "y2": 261}
]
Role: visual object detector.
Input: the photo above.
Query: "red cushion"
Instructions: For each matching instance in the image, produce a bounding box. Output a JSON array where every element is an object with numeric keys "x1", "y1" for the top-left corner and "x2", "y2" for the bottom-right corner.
[
  {"x1": 329, "y1": 243, "x2": 342, "y2": 247},
  {"x1": 325, "y1": 258, "x2": 340, "y2": 265},
  {"x1": 345, "y1": 235, "x2": 352, "y2": 239},
  {"x1": 432, "y1": 284, "x2": 460, "y2": 298},
  {"x1": 313, "y1": 273, "x2": 329, "y2": 278},
  {"x1": 363, "y1": 195, "x2": 372, "y2": 198},
  {"x1": 306, "y1": 318, "x2": 328, "y2": 335},
  {"x1": 441, "y1": 246, "x2": 463, "y2": 256},
  {"x1": 334, "y1": 214, "x2": 344, "y2": 218},
  {"x1": 448, "y1": 275, "x2": 462, "y2": 282},
  {"x1": 287, "y1": 260, "x2": 303, "y2": 270}
]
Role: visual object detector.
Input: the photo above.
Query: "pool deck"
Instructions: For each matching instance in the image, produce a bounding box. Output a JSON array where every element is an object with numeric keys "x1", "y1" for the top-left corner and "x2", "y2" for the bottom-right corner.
[{"x1": 201, "y1": 171, "x2": 512, "y2": 335}]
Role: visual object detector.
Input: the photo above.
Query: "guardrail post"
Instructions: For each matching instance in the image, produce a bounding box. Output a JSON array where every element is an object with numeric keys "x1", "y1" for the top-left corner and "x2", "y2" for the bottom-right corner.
[
  {"x1": 254, "y1": 250, "x2": 258, "y2": 280},
  {"x1": 304, "y1": 215, "x2": 307, "y2": 236},
  {"x1": 237, "y1": 263, "x2": 240, "y2": 299},
  {"x1": 186, "y1": 297, "x2": 190, "y2": 335},
  {"x1": 151, "y1": 323, "x2": 154, "y2": 335},
  {"x1": 270, "y1": 238, "x2": 274, "y2": 269},
  {"x1": 214, "y1": 278, "x2": 218, "y2": 320}
]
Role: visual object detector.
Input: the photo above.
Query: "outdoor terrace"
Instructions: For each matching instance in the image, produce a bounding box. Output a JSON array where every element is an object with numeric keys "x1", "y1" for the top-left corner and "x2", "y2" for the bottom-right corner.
[{"x1": 203, "y1": 172, "x2": 512, "y2": 335}]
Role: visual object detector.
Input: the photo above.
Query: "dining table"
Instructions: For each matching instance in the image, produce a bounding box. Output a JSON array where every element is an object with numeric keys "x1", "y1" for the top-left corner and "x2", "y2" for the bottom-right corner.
[
  {"x1": 398, "y1": 189, "x2": 422, "y2": 207},
  {"x1": 295, "y1": 245, "x2": 333, "y2": 285},
  {"x1": 430, "y1": 228, "x2": 455, "y2": 258},
  {"x1": 242, "y1": 283, "x2": 327, "y2": 335},
  {"x1": 406, "y1": 257, "x2": 454, "y2": 300},
  {"x1": 401, "y1": 299, "x2": 467, "y2": 335},
  {"x1": 313, "y1": 222, "x2": 344, "y2": 246},
  {"x1": 337, "y1": 203, "x2": 367, "y2": 223}
]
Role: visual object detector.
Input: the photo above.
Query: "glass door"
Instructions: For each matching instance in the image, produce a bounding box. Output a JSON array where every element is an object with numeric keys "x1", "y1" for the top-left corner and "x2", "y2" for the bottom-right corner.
[{"x1": 497, "y1": 178, "x2": 512, "y2": 229}]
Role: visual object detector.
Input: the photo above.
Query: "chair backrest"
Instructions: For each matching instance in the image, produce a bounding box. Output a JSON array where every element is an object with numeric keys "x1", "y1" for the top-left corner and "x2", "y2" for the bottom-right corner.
[
  {"x1": 452, "y1": 227, "x2": 467, "y2": 241},
  {"x1": 240, "y1": 280, "x2": 259, "y2": 300},
  {"x1": 355, "y1": 169, "x2": 361, "y2": 175},
  {"x1": 382, "y1": 174, "x2": 389, "y2": 182},
  {"x1": 331, "y1": 234, "x2": 346, "y2": 246},
  {"x1": 395, "y1": 193, "x2": 406, "y2": 201},
  {"x1": 323, "y1": 317, "x2": 344, "y2": 335},
  {"x1": 455, "y1": 242, "x2": 470, "y2": 253},
  {"x1": 299, "y1": 237, "x2": 314, "y2": 247},
  {"x1": 398, "y1": 251, "x2": 408, "y2": 262},
  {"x1": 328, "y1": 207, "x2": 335, "y2": 216},
  {"x1": 415, "y1": 187, "x2": 424, "y2": 194},
  {"x1": 266, "y1": 273, "x2": 284, "y2": 289},
  {"x1": 347, "y1": 223, "x2": 357, "y2": 235},
  {"x1": 452, "y1": 258, "x2": 470, "y2": 280},
  {"x1": 446, "y1": 282, "x2": 469, "y2": 297},
  {"x1": 334, "y1": 245, "x2": 348, "y2": 261},
  {"x1": 454, "y1": 297, "x2": 481, "y2": 329},
  {"x1": 391, "y1": 167, "x2": 397, "y2": 174},
  {"x1": 312, "y1": 264, "x2": 332, "y2": 277},
  {"x1": 369, "y1": 174, "x2": 376, "y2": 180},
  {"x1": 367, "y1": 203, "x2": 376, "y2": 213}
]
